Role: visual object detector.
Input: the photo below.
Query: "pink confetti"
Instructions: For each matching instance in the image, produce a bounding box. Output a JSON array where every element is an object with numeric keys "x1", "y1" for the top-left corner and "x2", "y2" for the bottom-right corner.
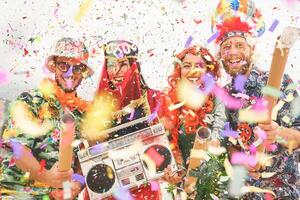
[
  {"x1": 150, "y1": 181, "x2": 160, "y2": 191},
  {"x1": 9, "y1": 157, "x2": 16, "y2": 167},
  {"x1": 128, "y1": 109, "x2": 135, "y2": 121},
  {"x1": 0, "y1": 70, "x2": 9, "y2": 85},
  {"x1": 265, "y1": 193, "x2": 274, "y2": 200},
  {"x1": 231, "y1": 152, "x2": 257, "y2": 167},
  {"x1": 213, "y1": 86, "x2": 243, "y2": 109},
  {"x1": 145, "y1": 147, "x2": 164, "y2": 167}
]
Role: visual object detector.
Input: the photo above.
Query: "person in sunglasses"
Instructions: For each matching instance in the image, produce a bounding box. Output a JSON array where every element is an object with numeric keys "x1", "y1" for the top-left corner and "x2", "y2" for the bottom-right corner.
[{"x1": 1, "y1": 37, "x2": 93, "y2": 199}]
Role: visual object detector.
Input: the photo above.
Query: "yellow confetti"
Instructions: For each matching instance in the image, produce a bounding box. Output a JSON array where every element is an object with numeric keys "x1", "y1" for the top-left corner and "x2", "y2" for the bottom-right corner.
[
  {"x1": 168, "y1": 101, "x2": 185, "y2": 111},
  {"x1": 190, "y1": 149, "x2": 210, "y2": 161},
  {"x1": 176, "y1": 79, "x2": 207, "y2": 110},
  {"x1": 81, "y1": 92, "x2": 116, "y2": 141},
  {"x1": 10, "y1": 101, "x2": 54, "y2": 138},
  {"x1": 140, "y1": 154, "x2": 156, "y2": 177},
  {"x1": 224, "y1": 157, "x2": 233, "y2": 179},
  {"x1": 238, "y1": 108, "x2": 268, "y2": 123},
  {"x1": 74, "y1": 0, "x2": 93, "y2": 22},
  {"x1": 240, "y1": 186, "x2": 276, "y2": 197}
]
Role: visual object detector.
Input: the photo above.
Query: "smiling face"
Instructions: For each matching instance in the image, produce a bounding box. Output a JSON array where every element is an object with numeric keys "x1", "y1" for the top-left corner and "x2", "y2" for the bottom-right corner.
[
  {"x1": 106, "y1": 57, "x2": 131, "y2": 87},
  {"x1": 220, "y1": 36, "x2": 253, "y2": 77},
  {"x1": 54, "y1": 56, "x2": 85, "y2": 93},
  {"x1": 180, "y1": 53, "x2": 207, "y2": 87}
]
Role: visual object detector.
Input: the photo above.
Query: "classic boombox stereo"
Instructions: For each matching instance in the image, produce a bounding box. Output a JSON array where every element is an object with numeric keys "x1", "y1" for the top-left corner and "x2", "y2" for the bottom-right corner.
[{"x1": 78, "y1": 116, "x2": 177, "y2": 199}]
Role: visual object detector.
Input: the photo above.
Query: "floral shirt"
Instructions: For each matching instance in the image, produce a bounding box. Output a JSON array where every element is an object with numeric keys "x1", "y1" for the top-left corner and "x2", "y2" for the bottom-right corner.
[
  {"x1": 225, "y1": 67, "x2": 300, "y2": 199},
  {"x1": 0, "y1": 79, "x2": 87, "y2": 199}
]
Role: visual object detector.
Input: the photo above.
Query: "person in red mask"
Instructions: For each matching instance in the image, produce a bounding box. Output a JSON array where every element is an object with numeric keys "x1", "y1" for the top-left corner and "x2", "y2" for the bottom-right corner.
[{"x1": 83, "y1": 40, "x2": 162, "y2": 200}]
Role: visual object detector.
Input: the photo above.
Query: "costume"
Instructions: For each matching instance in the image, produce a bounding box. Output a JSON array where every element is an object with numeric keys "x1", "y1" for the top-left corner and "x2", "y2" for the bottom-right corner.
[
  {"x1": 161, "y1": 45, "x2": 227, "y2": 199},
  {"x1": 83, "y1": 40, "x2": 162, "y2": 200},
  {"x1": 0, "y1": 79, "x2": 88, "y2": 198},
  {"x1": 0, "y1": 37, "x2": 93, "y2": 199},
  {"x1": 226, "y1": 68, "x2": 300, "y2": 199},
  {"x1": 212, "y1": 0, "x2": 300, "y2": 198}
]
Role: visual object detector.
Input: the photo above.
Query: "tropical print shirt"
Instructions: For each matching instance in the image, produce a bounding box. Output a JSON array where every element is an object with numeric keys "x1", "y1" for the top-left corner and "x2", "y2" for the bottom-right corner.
[
  {"x1": 225, "y1": 67, "x2": 300, "y2": 199},
  {"x1": 0, "y1": 79, "x2": 88, "y2": 199}
]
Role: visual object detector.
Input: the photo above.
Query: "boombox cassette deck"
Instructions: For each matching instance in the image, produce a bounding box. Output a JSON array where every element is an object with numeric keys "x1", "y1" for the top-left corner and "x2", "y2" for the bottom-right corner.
[{"x1": 78, "y1": 116, "x2": 177, "y2": 199}]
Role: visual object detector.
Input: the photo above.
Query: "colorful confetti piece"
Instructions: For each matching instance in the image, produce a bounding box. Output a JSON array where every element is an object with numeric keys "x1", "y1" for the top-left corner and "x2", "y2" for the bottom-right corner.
[
  {"x1": 184, "y1": 35, "x2": 193, "y2": 48},
  {"x1": 207, "y1": 32, "x2": 220, "y2": 44},
  {"x1": 268, "y1": 19, "x2": 279, "y2": 32},
  {"x1": 74, "y1": 0, "x2": 93, "y2": 22}
]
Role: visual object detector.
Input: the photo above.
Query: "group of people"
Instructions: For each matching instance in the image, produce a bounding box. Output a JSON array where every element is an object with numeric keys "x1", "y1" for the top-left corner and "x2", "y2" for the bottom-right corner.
[{"x1": 1, "y1": 0, "x2": 300, "y2": 199}]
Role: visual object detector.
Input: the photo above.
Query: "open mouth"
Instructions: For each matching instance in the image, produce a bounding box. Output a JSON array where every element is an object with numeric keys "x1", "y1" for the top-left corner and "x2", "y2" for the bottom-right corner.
[
  {"x1": 114, "y1": 77, "x2": 124, "y2": 82},
  {"x1": 226, "y1": 58, "x2": 247, "y2": 67},
  {"x1": 187, "y1": 77, "x2": 200, "y2": 83}
]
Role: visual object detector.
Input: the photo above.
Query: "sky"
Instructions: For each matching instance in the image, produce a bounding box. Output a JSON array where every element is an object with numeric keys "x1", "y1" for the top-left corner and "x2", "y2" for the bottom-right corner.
[{"x1": 0, "y1": 0, "x2": 299, "y2": 101}]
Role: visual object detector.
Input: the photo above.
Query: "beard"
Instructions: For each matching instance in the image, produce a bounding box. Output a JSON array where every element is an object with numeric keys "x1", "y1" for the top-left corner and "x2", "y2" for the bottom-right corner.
[{"x1": 221, "y1": 57, "x2": 252, "y2": 77}]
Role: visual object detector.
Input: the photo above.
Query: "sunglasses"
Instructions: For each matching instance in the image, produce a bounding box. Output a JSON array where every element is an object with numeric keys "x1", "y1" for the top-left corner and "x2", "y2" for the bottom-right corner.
[{"x1": 56, "y1": 62, "x2": 87, "y2": 74}]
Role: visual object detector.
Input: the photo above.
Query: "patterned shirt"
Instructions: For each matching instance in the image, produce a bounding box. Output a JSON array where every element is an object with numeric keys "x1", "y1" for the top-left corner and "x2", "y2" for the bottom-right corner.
[
  {"x1": 226, "y1": 67, "x2": 300, "y2": 199},
  {"x1": 0, "y1": 80, "x2": 87, "y2": 199}
]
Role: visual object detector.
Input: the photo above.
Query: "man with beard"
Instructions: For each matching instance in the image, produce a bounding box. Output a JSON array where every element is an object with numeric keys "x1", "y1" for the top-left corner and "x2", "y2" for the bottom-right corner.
[
  {"x1": 0, "y1": 37, "x2": 93, "y2": 199},
  {"x1": 212, "y1": 0, "x2": 300, "y2": 199}
]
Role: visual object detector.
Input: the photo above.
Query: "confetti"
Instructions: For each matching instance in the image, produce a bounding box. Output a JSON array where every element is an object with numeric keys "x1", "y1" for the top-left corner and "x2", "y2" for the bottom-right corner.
[
  {"x1": 81, "y1": 93, "x2": 115, "y2": 141},
  {"x1": 72, "y1": 173, "x2": 85, "y2": 186},
  {"x1": 177, "y1": 79, "x2": 207, "y2": 110},
  {"x1": 150, "y1": 181, "x2": 160, "y2": 191},
  {"x1": 39, "y1": 159, "x2": 46, "y2": 173},
  {"x1": 112, "y1": 187, "x2": 133, "y2": 200},
  {"x1": 62, "y1": 66, "x2": 73, "y2": 78},
  {"x1": 207, "y1": 32, "x2": 220, "y2": 44},
  {"x1": 193, "y1": 19, "x2": 202, "y2": 24},
  {"x1": 145, "y1": 147, "x2": 165, "y2": 166},
  {"x1": 168, "y1": 102, "x2": 185, "y2": 111},
  {"x1": 262, "y1": 86, "x2": 282, "y2": 98},
  {"x1": 228, "y1": 166, "x2": 247, "y2": 197},
  {"x1": 239, "y1": 108, "x2": 268, "y2": 123},
  {"x1": 231, "y1": 152, "x2": 257, "y2": 167},
  {"x1": 213, "y1": 86, "x2": 243, "y2": 109},
  {"x1": 240, "y1": 186, "x2": 276, "y2": 197},
  {"x1": 10, "y1": 139, "x2": 23, "y2": 159},
  {"x1": 74, "y1": 0, "x2": 93, "y2": 22},
  {"x1": 0, "y1": 70, "x2": 9, "y2": 85},
  {"x1": 268, "y1": 19, "x2": 279, "y2": 32},
  {"x1": 23, "y1": 48, "x2": 29, "y2": 56},
  {"x1": 184, "y1": 35, "x2": 193, "y2": 48},
  {"x1": 63, "y1": 181, "x2": 71, "y2": 200},
  {"x1": 10, "y1": 101, "x2": 54, "y2": 137},
  {"x1": 221, "y1": 122, "x2": 239, "y2": 138},
  {"x1": 234, "y1": 75, "x2": 247, "y2": 92}
]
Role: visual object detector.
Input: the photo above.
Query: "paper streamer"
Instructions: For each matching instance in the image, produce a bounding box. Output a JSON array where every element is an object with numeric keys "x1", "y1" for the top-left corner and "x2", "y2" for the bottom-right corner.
[
  {"x1": 229, "y1": 166, "x2": 247, "y2": 197},
  {"x1": 262, "y1": 86, "x2": 282, "y2": 98},
  {"x1": 269, "y1": 19, "x2": 279, "y2": 32},
  {"x1": 184, "y1": 35, "x2": 193, "y2": 48},
  {"x1": 207, "y1": 32, "x2": 220, "y2": 44},
  {"x1": 63, "y1": 181, "x2": 72, "y2": 200}
]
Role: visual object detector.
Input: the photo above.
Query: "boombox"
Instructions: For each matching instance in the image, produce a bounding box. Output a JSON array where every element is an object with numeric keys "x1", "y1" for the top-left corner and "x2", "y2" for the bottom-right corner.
[{"x1": 78, "y1": 116, "x2": 177, "y2": 199}]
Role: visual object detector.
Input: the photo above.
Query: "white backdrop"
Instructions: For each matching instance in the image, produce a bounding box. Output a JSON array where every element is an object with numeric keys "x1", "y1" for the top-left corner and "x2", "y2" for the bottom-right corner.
[{"x1": 0, "y1": 0, "x2": 299, "y2": 101}]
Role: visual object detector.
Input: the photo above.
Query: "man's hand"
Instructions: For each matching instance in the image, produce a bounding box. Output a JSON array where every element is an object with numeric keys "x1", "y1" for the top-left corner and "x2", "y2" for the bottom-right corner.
[
  {"x1": 279, "y1": 26, "x2": 300, "y2": 48},
  {"x1": 50, "y1": 180, "x2": 83, "y2": 200},
  {"x1": 258, "y1": 121, "x2": 280, "y2": 144},
  {"x1": 43, "y1": 163, "x2": 73, "y2": 188}
]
